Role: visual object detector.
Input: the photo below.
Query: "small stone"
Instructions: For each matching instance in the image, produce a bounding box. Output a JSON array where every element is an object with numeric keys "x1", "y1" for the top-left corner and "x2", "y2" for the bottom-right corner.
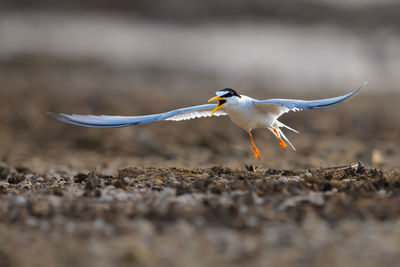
[
  {"x1": 136, "y1": 174, "x2": 147, "y2": 180},
  {"x1": 8, "y1": 175, "x2": 25, "y2": 184},
  {"x1": 277, "y1": 177, "x2": 288, "y2": 183},
  {"x1": 24, "y1": 174, "x2": 34, "y2": 180},
  {"x1": 1, "y1": 167, "x2": 16, "y2": 180},
  {"x1": 85, "y1": 172, "x2": 98, "y2": 191},
  {"x1": 275, "y1": 176, "x2": 302, "y2": 183},
  {"x1": 16, "y1": 167, "x2": 31, "y2": 174},
  {"x1": 198, "y1": 173, "x2": 209, "y2": 179},
  {"x1": 56, "y1": 170, "x2": 69, "y2": 179},
  {"x1": 35, "y1": 177, "x2": 45, "y2": 183},
  {"x1": 113, "y1": 179, "x2": 128, "y2": 189},
  {"x1": 21, "y1": 183, "x2": 31, "y2": 190},
  {"x1": 245, "y1": 164, "x2": 256, "y2": 172},
  {"x1": 167, "y1": 175, "x2": 179, "y2": 184},
  {"x1": 167, "y1": 173, "x2": 176, "y2": 179},
  {"x1": 146, "y1": 179, "x2": 162, "y2": 186},
  {"x1": 74, "y1": 173, "x2": 88, "y2": 183}
]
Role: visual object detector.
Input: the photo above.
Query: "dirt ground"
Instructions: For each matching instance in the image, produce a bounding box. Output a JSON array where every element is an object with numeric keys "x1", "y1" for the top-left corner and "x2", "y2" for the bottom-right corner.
[
  {"x1": 2, "y1": 164, "x2": 400, "y2": 267},
  {"x1": 1, "y1": 60, "x2": 400, "y2": 267}
]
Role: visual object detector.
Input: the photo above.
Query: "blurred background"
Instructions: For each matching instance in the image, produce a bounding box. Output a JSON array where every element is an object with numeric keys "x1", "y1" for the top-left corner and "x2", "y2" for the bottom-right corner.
[{"x1": 0, "y1": 0, "x2": 399, "y2": 172}]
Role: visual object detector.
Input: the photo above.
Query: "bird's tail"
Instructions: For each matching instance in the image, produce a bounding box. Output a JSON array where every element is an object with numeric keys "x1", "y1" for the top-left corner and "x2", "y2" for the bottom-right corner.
[
  {"x1": 276, "y1": 121, "x2": 299, "y2": 134},
  {"x1": 269, "y1": 120, "x2": 298, "y2": 151}
]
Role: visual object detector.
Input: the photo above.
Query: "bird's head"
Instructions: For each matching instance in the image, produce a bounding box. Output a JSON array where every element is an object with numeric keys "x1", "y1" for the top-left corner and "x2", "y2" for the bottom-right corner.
[{"x1": 208, "y1": 88, "x2": 241, "y2": 115}]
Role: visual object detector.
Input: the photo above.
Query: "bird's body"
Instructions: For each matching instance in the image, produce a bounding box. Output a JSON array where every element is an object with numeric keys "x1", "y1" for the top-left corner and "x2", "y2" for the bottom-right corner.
[
  {"x1": 224, "y1": 95, "x2": 278, "y2": 130},
  {"x1": 48, "y1": 82, "x2": 366, "y2": 159}
]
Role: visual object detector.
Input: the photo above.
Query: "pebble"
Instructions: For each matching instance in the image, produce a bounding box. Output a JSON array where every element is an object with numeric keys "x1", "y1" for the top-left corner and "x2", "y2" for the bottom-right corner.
[
  {"x1": 305, "y1": 172, "x2": 313, "y2": 178},
  {"x1": 277, "y1": 177, "x2": 289, "y2": 183},
  {"x1": 167, "y1": 176, "x2": 180, "y2": 185},
  {"x1": 136, "y1": 174, "x2": 147, "y2": 180},
  {"x1": 22, "y1": 183, "x2": 31, "y2": 190},
  {"x1": 24, "y1": 174, "x2": 34, "y2": 180},
  {"x1": 146, "y1": 179, "x2": 163, "y2": 186},
  {"x1": 199, "y1": 173, "x2": 209, "y2": 179},
  {"x1": 167, "y1": 173, "x2": 176, "y2": 179},
  {"x1": 1, "y1": 167, "x2": 16, "y2": 179},
  {"x1": 276, "y1": 176, "x2": 303, "y2": 183}
]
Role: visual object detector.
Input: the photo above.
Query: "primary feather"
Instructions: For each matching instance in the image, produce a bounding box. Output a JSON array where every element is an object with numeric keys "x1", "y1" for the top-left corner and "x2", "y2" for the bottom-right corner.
[
  {"x1": 47, "y1": 104, "x2": 227, "y2": 128},
  {"x1": 256, "y1": 81, "x2": 366, "y2": 112}
]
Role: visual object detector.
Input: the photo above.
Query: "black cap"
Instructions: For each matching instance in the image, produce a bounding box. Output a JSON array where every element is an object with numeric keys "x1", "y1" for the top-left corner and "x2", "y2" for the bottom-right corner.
[{"x1": 218, "y1": 88, "x2": 241, "y2": 98}]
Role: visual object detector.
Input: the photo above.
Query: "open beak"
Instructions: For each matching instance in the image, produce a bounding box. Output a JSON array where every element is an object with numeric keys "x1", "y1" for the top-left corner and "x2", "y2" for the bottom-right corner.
[{"x1": 208, "y1": 96, "x2": 227, "y2": 115}]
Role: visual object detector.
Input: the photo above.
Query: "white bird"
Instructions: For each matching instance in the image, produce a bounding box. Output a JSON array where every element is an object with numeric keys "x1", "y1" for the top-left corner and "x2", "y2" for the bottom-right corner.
[{"x1": 48, "y1": 82, "x2": 366, "y2": 159}]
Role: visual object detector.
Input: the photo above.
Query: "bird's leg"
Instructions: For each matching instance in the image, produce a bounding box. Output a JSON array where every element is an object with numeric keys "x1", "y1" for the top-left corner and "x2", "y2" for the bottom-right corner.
[
  {"x1": 273, "y1": 128, "x2": 288, "y2": 150},
  {"x1": 248, "y1": 132, "x2": 261, "y2": 159}
]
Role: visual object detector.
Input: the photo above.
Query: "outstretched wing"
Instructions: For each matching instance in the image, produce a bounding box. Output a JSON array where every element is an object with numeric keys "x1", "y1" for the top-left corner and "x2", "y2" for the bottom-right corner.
[
  {"x1": 254, "y1": 81, "x2": 366, "y2": 118},
  {"x1": 47, "y1": 104, "x2": 227, "y2": 128}
]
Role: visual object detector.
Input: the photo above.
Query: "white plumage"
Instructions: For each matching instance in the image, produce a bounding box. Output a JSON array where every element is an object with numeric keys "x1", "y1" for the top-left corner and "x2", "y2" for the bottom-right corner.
[{"x1": 166, "y1": 110, "x2": 227, "y2": 121}]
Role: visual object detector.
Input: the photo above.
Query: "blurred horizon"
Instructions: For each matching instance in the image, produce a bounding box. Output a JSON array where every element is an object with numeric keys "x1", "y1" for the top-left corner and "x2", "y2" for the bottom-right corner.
[{"x1": 1, "y1": 1, "x2": 400, "y2": 93}]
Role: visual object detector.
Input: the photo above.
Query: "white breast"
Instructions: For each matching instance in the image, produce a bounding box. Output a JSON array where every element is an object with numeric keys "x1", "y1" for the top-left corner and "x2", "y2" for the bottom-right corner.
[{"x1": 223, "y1": 95, "x2": 276, "y2": 131}]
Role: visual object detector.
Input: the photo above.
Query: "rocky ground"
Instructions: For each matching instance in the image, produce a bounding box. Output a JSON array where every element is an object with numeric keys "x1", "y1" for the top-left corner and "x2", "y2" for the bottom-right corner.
[{"x1": 1, "y1": 163, "x2": 400, "y2": 267}]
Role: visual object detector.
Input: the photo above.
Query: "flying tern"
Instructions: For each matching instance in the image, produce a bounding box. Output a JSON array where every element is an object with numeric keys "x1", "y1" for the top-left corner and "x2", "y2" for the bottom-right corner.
[{"x1": 48, "y1": 82, "x2": 366, "y2": 159}]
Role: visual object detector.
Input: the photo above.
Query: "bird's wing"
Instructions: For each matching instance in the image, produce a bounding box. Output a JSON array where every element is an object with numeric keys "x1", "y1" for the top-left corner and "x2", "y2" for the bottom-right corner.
[
  {"x1": 254, "y1": 81, "x2": 366, "y2": 118},
  {"x1": 47, "y1": 104, "x2": 227, "y2": 128}
]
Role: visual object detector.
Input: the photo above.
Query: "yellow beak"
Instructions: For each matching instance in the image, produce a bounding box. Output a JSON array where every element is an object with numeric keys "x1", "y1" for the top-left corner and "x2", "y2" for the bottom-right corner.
[{"x1": 208, "y1": 96, "x2": 227, "y2": 116}]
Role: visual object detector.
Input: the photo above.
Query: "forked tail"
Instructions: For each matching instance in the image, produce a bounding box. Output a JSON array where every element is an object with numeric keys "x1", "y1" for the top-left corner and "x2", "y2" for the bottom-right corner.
[{"x1": 269, "y1": 120, "x2": 299, "y2": 151}]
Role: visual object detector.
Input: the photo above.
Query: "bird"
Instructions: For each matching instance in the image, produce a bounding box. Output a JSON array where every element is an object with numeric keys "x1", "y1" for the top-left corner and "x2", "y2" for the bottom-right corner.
[{"x1": 48, "y1": 81, "x2": 366, "y2": 159}]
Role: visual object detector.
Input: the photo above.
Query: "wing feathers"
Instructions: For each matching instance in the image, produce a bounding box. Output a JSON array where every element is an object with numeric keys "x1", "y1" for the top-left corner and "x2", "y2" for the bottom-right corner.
[
  {"x1": 48, "y1": 104, "x2": 227, "y2": 128},
  {"x1": 166, "y1": 110, "x2": 227, "y2": 121},
  {"x1": 256, "y1": 81, "x2": 366, "y2": 111}
]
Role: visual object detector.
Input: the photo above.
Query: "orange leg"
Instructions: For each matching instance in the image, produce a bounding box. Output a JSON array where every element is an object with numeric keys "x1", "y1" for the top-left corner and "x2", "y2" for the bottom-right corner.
[
  {"x1": 273, "y1": 128, "x2": 287, "y2": 150},
  {"x1": 249, "y1": 132, "x2": 261, "y2": 160}
]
